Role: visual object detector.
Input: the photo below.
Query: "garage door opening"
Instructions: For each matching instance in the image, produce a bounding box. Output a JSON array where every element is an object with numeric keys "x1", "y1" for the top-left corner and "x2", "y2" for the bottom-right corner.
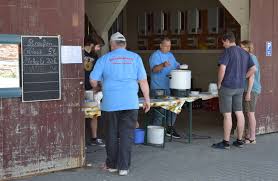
[
  {"x1": 84, "y1": 0, "x2": 246, "y2": 145},
  {"x1": 112, "y1": 0, "x2": 241, "y2": 139}
]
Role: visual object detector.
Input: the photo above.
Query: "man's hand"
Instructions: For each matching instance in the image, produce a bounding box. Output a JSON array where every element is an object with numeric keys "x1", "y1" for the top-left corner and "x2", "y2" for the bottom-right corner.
[
  {"x1": 94, "y1": 82, "x2": 102, "y2": 93},
  {"x1": 143, "y1": 100, "x2": 151, "y2": 113},
  {"x1": 217, "y1": 83, "x2": 221, "y2": 90},
  {"x1": 245, "y1": 92, "x2": 251, "y2": 101},
  {"x1": 163, "y1": 61, "x2": 170, "y2": 67},
  {"x1": 138, "y1": 79, "x2": 150, "y2": 113},
  {"x1": 90, "y1": 80, "x2": 101, "y2": 92},
  {"x1": 152, "y1": 61, "x2": 170, "y2": 73}
]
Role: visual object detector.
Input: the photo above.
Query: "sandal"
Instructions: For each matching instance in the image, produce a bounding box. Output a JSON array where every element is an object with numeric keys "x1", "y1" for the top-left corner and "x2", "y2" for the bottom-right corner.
[{"x1": 244, "y1": 137, "x2": 256, "y2": 144}]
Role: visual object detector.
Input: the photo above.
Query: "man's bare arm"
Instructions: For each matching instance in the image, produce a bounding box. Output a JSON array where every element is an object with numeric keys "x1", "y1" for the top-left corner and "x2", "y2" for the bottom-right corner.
[
  {"x1": 152, "y1": 61, "x2": 170, "y2": 73},
  {"x1": 90, "y1": 80, "x2": 101, "y2": 92},
  {"x1": 217, "y1": 64, "x2": 226, "y2": 89},
  {"x1": 246, "y1": 65, "x2": 256, "y2": 78},
  {"x1": 245, "y1": 74, "x2": 254, "y2": 101},
  {"x1": 138, "y1": 79, "x2": 151, "y2": 113}
]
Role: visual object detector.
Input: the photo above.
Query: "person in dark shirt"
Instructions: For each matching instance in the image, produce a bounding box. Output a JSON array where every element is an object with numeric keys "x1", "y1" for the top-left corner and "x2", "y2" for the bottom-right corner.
[
  {"x1": 212, "y1": 32, "x2": 256, "y2": 149},
  {"x1": 84, "y1": 37, "x2": 101, "y2": 90},
  {"x1": 83, "y1": 36, "x2": 104, "y2": 146}
]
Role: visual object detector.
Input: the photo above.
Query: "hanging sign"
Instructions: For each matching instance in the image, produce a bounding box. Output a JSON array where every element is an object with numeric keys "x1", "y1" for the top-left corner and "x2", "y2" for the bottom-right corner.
[{"x1": 266, "y1": 41, "x2": 272, "y2": 57}]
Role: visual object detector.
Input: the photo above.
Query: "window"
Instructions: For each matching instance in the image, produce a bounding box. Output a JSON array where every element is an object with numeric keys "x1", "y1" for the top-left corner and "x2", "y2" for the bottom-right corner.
[
  {"x1": 108, "y1": 10, "x2": 124, "y2": 37},
  {"x1": 0, "y1": 34, "x2": 21, "y2": 98}
]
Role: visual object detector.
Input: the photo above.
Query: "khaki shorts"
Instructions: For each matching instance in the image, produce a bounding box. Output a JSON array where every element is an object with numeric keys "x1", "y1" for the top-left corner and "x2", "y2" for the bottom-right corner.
[
  {"x1": 243, "y1": 92, "x2": 259, "y2": 112},
  {"x1": 219, "y1": 86, "x2": 244, "y2": 113}
]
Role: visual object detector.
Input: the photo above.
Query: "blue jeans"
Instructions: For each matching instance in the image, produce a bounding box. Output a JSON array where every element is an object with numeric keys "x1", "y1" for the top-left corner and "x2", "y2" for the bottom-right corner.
[{"x1": 150, "y1": 89, "x2": 177, "y2": 127}]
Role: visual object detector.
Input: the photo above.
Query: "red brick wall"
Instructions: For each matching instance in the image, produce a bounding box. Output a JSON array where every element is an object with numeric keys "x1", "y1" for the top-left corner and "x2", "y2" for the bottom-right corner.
[
  {"x1": 0, "y1": 0, "x2": 85, "y2": 179},
  {"x1": 250, "y1": 0, "x2": 278, "y2": 134}
]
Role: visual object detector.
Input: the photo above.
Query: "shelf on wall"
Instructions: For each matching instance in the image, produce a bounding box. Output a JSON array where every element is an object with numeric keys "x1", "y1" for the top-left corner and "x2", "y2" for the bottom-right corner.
[{"x1": 136, "y1": 7, "x2": 240, "y2": 50}]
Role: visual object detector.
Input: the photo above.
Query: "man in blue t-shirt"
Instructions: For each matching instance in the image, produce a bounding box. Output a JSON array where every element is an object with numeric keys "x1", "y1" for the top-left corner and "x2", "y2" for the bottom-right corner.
[
  {"x1": 149, "y1": 37, "x2": 181, "y2": 139},
  {"x1": 90, "y1": 32, "x2": 150, "y2": 176},
  {"x1": 212, "y1": 32, "x2": 256, "y2": 150}
]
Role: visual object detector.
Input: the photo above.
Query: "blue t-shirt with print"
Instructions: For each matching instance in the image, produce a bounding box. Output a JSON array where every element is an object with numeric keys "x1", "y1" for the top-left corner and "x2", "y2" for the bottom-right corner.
[
  {"x1": 218, "y1": 46, "x2": 255, "y2": 89},
  {"x1": 245, "y1": 54, "x2": 261, "y2": 94},
  {"x1": 149, "y1": 50, "x2": 180, "y2": 90},
  {"x1": 90, "y1": 48, "x2": 147, "y2": 111}
]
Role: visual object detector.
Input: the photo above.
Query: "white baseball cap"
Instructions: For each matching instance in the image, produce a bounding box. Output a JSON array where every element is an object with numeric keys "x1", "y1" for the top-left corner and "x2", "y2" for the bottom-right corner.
[{"x1": 110, "y1": 32, "x2": 126, "y2": 42}]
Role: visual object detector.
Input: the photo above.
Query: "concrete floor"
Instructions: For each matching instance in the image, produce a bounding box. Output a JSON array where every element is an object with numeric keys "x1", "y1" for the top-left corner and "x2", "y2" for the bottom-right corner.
[{"x1": 18, "y1": 110, "x2": 278, "y2": 181}]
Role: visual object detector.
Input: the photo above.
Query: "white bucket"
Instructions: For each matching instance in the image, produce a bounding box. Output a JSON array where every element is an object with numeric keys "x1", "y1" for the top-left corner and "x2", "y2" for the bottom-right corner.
[{"x1": 147, "y1": 126, "x2": 164, "y2": 145}]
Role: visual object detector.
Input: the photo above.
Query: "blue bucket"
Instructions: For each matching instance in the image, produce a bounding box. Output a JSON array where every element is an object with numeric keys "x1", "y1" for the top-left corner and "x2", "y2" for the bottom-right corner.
[{"x1": 134, "y1": 129, "x2": 145, "y2": 144}]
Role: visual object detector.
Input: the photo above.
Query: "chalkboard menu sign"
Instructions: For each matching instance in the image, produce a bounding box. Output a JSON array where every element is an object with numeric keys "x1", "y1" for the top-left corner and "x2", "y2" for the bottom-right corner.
[{"x1": 21, "y1": 36, "x2": 61, "y2": 102}]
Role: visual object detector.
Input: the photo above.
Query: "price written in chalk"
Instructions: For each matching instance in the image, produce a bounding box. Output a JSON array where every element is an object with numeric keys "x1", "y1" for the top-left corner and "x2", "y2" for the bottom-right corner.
[
  {"x1": 24, "y1": 57, "x2": 58, "y2": 65},
  {"x1": 21, "y1": 36, "x2": 61, "y2": 102},
  {"x1": 23, "y1": 47, "x2": 58, "y2": 56}
]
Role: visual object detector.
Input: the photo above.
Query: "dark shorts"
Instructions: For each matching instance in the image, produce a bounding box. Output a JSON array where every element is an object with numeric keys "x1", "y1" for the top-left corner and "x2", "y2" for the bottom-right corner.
[
  {"x1": 219, "y1": 86, "x2": 244, "y2": 113},
  {"x1": 243, "y1": 92, "x2": 259, "y2": 112}
]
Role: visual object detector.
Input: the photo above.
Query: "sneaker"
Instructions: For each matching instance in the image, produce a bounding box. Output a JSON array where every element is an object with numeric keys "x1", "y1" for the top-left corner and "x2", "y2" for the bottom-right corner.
[
  {"x1": 102, "y1": 164, "x2": 118, "y2": 173},
  {"x1": 166, "y1": 127, "x2": 181, "y2": 139},
  {"x1": 91, "y1": 138, "x2": 105, "y2": 147},
  {"x1": 108, "y1": 168, "x2": 118, "y2": 173},
  {"x1": 233, "y1": 139, "x2": 244, "y2": 148},
  {"x1": 119, "y1": 170, "x2": 129, "y2": 176},
  {"x1": 212, "y1": 140, "x2": 230, "y2": 150}
]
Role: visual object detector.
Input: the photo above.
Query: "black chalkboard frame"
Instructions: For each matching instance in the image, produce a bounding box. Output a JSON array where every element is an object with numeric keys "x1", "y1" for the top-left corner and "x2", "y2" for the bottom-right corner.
[{"x1": 21, "y1": 35, "x2": 61, "y2": 102}]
